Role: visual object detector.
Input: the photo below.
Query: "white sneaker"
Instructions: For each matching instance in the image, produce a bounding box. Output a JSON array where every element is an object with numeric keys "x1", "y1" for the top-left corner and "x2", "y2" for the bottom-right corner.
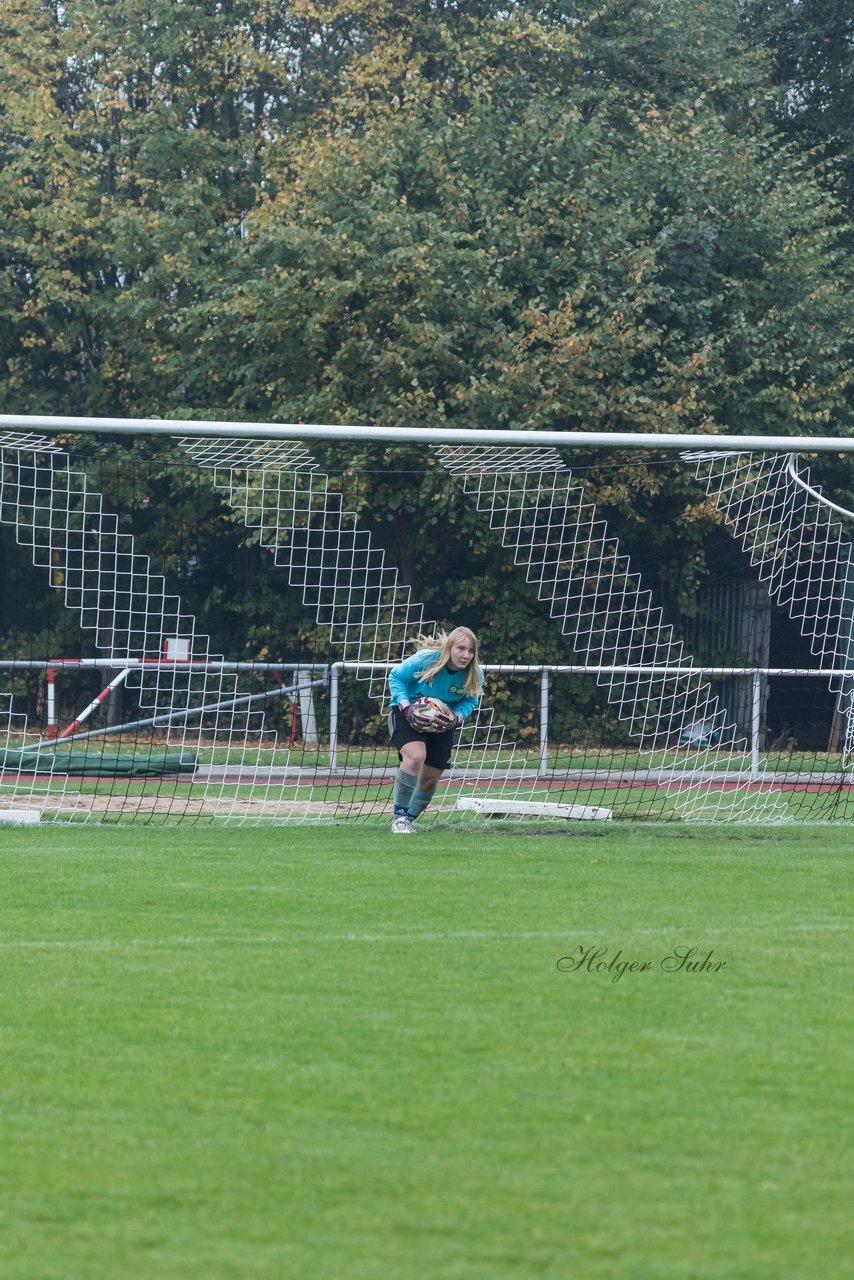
[{"x1": 391, "y1": 815, "x2": 416, "y2": 834}]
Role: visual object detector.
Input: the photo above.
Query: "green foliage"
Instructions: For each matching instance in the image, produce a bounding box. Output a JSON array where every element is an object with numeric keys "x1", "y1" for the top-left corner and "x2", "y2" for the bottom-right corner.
[
  {"x1": 743, "y1": 0, "x2": 854, "y2": 207},
  {"x1": 1, "y1": 0, "x2": 852, "y2": 694}
]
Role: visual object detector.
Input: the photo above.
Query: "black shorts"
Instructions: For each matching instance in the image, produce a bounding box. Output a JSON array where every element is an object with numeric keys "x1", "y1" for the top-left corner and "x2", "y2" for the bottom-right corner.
[{"x1": 388, "y1": 708, "x2": 456, "y2": 771}]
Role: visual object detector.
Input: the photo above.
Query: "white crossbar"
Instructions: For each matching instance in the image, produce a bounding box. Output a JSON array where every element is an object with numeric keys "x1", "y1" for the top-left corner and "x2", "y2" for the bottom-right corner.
[{"x1": 1, "y1": 414, "x2": 853, "y2": 455}]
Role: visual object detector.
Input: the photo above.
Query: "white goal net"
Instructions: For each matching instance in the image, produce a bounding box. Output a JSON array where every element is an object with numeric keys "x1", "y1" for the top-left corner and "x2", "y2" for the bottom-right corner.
[{"x1": 2, "y1": 420, "x2": 853, "y2": 824}]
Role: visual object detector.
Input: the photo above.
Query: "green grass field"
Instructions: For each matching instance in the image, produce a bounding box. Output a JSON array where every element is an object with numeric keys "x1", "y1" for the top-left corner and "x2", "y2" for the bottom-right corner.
[{"x1": 1, "y1": 821, "x2": 851, "y2": 1280}]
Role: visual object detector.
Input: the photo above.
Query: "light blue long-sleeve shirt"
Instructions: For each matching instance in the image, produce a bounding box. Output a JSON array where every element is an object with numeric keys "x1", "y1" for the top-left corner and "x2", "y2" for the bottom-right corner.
[{"x1": 388, "y1": 649, "x2": 482, "y2": 721}]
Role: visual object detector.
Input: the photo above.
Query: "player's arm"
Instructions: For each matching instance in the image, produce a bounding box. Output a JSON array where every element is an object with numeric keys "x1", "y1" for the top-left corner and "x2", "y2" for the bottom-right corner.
[
  {"x1": 450, "y1": 668, "x2": 484, "y2": 725},
  {"x1": 388, "y1": 654, "x2": 418, "y2": 716},
  {"x1": 448, "y1": 691, "x2": 481, "y2": 726}
]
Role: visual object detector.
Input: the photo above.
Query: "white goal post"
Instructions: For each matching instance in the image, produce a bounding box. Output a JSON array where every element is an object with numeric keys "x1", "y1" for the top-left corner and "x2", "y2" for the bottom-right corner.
[{"x1": 2, "y1": 413, "x2": 854, "y2": 826}]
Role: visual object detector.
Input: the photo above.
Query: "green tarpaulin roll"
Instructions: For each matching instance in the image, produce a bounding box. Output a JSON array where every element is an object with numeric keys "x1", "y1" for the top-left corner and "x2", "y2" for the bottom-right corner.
[{"x1": 0, "y1": 750, "x2": 198, "y2": 777}]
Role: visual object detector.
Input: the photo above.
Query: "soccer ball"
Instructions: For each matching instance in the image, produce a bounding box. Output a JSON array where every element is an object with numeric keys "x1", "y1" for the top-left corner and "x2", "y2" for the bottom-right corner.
[{"x1": 408, "y1": 696, "x2": 454, "y2": 732}]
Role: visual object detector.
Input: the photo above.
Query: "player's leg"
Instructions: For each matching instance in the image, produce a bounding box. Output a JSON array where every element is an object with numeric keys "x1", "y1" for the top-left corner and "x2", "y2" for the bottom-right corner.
[
  {"x1": 389, "y1": 709, "x2": 427, "y2": 832},
  {"x1": 406, "y1": 763, "x2": 443, "y2": 820},
  {"x1": 407, "y1": 728, "x2": 455, "y2": 824},
  {"x1": 397, "y1": 740, "x2": 426, "y2": 805}
]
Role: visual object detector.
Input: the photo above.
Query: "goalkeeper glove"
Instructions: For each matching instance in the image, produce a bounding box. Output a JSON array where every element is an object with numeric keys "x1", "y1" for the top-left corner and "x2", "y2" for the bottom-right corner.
[{"x1": 398, "y1": 702, "x2": 412, "y2": 721}]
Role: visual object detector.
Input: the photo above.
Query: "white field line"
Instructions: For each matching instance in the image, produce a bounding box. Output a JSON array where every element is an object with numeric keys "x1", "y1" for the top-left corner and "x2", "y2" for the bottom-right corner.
[{"x1": 0, "y1": 923, "x2": 849, "y2": 951}]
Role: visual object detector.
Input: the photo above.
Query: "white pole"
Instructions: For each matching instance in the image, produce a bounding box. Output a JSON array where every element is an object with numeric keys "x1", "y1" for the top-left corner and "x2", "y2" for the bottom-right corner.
[
  {"x1": 329, "y1": 664, "x2": 340, "y2": 770},
  {"x1": 2, "y1": 413, "x2": 854, "y2": 455},
  {"x1": 539, "y1": 667, "x2": 550, "y2": 776},
  {"x1": 751, "y1": 669, "x2": 763, "y2": 781},
  {"x1": 296, "y1": 666, "x2": 318, "y2": 745}
]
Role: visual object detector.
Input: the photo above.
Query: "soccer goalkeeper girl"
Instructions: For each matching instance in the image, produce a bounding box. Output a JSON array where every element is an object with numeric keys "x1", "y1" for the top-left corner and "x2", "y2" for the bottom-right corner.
[{"x1": 387, "y1": 626, "x2": 483, "y2": 834}]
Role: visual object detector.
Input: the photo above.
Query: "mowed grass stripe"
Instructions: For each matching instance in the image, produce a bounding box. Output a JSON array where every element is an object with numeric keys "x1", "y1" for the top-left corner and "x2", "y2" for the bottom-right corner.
[
  {"x1": 1, "y1": 824, "x2": 851, "y2": 1280},
  {"x1": 0, "y1": 920, "x2": 850, "y2": 950}
]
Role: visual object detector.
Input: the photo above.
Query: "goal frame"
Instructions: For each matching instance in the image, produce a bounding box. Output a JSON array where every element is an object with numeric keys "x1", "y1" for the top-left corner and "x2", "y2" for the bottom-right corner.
[
  {"x1": 2, "y1": 412, "x2": 854, "y2": 456},
  {"x1": 3, "y1": 414, "x2": 854, "y2": 826}
]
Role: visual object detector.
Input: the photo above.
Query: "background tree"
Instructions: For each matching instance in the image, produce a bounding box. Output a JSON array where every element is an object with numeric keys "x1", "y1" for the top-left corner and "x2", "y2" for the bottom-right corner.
[
  {"x1": 191, "y1": 1, "x2": 852, "y2": 630},
  {"x1": 1, "y1": 0, "x2": 853, "y2": 704},
  {"x1": 743, "y1": 0, "x2": 854, "y2": 207}
]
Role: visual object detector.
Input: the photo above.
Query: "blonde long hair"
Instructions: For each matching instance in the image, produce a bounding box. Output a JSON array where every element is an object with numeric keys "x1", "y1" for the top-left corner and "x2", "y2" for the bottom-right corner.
[{"x1": 407, "y1": 626, "x2": 483, "y2": 698}]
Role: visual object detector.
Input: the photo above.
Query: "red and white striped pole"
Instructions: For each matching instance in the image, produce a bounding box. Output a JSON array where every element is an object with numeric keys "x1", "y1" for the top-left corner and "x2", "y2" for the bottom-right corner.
[
  {"x1": 46, "y1": 666, "x2": 56, "y2": 737},
  {"x1": 57, "y1": 668, "x2": 131, "y2": 740}
]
